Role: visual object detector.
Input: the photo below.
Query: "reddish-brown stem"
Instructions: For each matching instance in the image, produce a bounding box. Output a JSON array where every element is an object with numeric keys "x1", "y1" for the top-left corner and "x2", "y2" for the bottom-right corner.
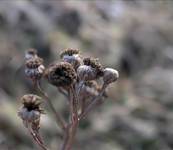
[
  {"x1": 36, "y1": 81, "x2": 66, "y2": 131},
  {"x1": 61, "y1": 85, "x2": 79, "y2": 150},
  {"x1": 62, "y1": 122, "x2": 78, "y2": 150},
  {"x1": 58, "y1": 87, "x2": 69, "y2": 99},
  {"x1": 71, "y1": 85, "x2": 79, "y2": 122},
  {"x1": 81, "y1": 99, "x2": 86, "y2": 114},
  {"x1": 28, "y1": 127, "x2": 48, "y2": 150}
]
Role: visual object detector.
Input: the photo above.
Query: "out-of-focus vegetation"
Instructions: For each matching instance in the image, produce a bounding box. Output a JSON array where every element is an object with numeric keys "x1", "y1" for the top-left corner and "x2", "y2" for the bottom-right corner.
[{"x1": 0, "y1": 0, "x2": 173, "y2": 150}]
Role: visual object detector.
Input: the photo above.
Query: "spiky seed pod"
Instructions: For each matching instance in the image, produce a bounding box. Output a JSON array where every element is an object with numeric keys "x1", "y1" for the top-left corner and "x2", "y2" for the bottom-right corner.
[
  {"x1": 18, "y1": 94, "x2": 44, "y2": 127},
  {"x1": 45, "y1": 62, "x2": 77, "y2": 87},
  {"x1": 60, "y1": 48, "x2": 82, "y2": 70},
  {"x1": 25, "y1": 49, "x2": 38, "y2": 60},
  {"x1": 25, "y1": 57, "x2": 45, "y2": 80},
  {"x1": 103, "y1": 68, "x2": 119, "y2": 84},
  {"x1": 83, "y1": 57, "x2": 104, "y2": 77}
]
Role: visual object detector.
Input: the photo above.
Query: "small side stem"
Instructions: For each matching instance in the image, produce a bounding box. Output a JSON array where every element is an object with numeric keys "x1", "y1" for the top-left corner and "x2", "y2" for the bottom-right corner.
[
  {"x1": 58, "y1": 87, "x2": 68, "y2": 99},
  {"x1": 28, "y1": 127, "x2": 48, "y2": 150},
  {"x1": 79, "y1": 84, "x2": 107, "y2": 120},
  {"x1": 36, "y1": 81, "x2": 66, "y2": 131}
]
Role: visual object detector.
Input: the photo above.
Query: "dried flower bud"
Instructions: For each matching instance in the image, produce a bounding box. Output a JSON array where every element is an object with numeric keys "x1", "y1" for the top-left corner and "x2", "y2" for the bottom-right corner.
[
  {"x1": 103, "y1": 68, "x2": 119, "y2": 84},
  {"x1": 18, "y1": 94, "x2": 44, "y2": 127},
  {"x1": 83, "y1": 57, "x2": 104, "y2": 77},
  {"x1": 60, "y1": 48, "x2": 82, "y2": 70},
  {"x1": 25, "y1": 49, "x2": 38, "y2": 60},
  {"x1": 45, "y1": 62, "x2": 77, "y2": 87},
  {"x1": 25, "y1": 57, "x2": 45, "y2": 80},
  {"x1": 77, "y1": 65, "x2": 96, "y2": 81}
]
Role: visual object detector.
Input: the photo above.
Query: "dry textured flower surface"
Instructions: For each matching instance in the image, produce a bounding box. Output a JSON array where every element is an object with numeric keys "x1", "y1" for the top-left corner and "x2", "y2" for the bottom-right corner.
[{"x1": 18, "y1": 48, "x2": 119, "y2": 150}]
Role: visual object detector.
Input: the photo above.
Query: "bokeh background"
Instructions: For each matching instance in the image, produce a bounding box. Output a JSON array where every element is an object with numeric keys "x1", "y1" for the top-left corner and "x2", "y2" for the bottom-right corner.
[{"x1": 0, "y1": 0, "x2": 173, "y2": 150}]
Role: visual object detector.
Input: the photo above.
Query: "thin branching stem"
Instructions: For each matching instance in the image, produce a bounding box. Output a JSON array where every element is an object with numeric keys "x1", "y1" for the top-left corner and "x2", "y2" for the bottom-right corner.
[
  {"x1": 79, "y1": 83, "x2": 108, "y2": 120},
  {"x1": 36, "y1": 81, "x2": 67, "y2": 131},
  {"x1": 28, "y1": 126, "x2": 48, "y2": 150},
  {"x1": 58, "y1": 87, "x2": 69, "y2": 99}
]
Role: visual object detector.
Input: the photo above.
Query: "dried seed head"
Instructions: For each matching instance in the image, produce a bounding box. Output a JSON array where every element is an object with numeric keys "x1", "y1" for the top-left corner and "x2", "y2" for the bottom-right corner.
[
  {"x1": 83, "y1": 57, "x2": 104, "y2": 77},
  {"x1": 25, "y1": 57, "x2": 45, "y2": 80},
  {"x1": 60, "y1": 48, "x2": 81, "y2": 70},
  {"x1": 103, "y1": 68, "x2": 119, "y2": 84},
  {"x1": 60, "y1": 48, "x2": 80, "y2": 58},
  {"x1": 21, "y1": 94, "x2": 43, "y2": 112},
  {"x1": 25, "y1": 49, "x2": 38, "y2": 60},
  {"x1": 25, "y1": 57, "x2": 43, "y2": 69},
  {"x1": 18, "y1": 94, "x2": 44, "y2": 125},
  {"x1": 77, "y1": 65, "x2": 97, "y2": 81},
  {"x1": 45, "y1": 62, "x2": 77, "y2": 87}
]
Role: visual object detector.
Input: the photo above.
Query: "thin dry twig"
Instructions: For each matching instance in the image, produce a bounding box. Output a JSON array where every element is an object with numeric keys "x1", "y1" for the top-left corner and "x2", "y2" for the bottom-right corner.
[
  {"x1": 58, "y1": 87, "x2": 69, "y2": 99},
  {"x1": 36, "y1": 81, "x2": 67, "y2": 131},
  {"x1": 28, "y1": 126, "x2": 48, "y2": 150},
  {"x1": 79, "y1": 83, "x2": 108, "y2": 120}
]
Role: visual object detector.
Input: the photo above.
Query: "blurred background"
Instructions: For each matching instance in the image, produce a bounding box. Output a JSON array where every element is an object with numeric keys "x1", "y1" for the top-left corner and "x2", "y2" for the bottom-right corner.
[{"x1": 0, "y1": 0, "x2": 173, "y2": 150}]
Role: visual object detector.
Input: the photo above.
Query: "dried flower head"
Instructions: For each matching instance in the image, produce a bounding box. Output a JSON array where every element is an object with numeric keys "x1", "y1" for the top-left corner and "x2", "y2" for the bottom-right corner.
[
  {"x1": 45, "y1": 62, "x2": 77, "y2": 87},
  {"x1": 60, "y1": 48, "x2": 80, "y2": 58},
  {"x1": 60, "y1": 48, "x2": 81, "y2": 70},
  {"x1": 103, "y1": 68, "x2": 119, "y2": 84},
  {"x1": 25, "y1": 49, "x2": 38, "y2": 60},
  {"x1": 18, "y1": 94, "x2": 44, "y2": 127},
  {"x1": 83, "y1": 57, "x2": 104, "y2": 77},
  {"x1": 25, "y1": 57, "x2": 45, "y2": 80}
]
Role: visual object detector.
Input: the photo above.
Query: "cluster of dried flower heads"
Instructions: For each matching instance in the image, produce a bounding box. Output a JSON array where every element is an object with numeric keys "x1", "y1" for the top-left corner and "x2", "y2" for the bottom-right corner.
[{"x1": 18, "y1": 48, "x2": 119, "y2": 150}]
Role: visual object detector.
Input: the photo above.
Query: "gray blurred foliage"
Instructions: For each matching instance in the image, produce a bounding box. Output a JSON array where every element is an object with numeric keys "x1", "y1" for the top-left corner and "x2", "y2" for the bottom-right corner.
[{"x1": 0, "y1": 0, "x2": 173, "y2": 150}]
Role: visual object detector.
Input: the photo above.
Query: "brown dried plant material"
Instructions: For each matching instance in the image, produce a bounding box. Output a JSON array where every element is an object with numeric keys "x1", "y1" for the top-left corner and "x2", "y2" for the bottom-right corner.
[
  {"x1": 60, "y1": 48, "x2": 82, "y2": 70},
  {"x1": 25, "y1": 49, "x2": 45, "y2": 81},
  {"x1": 45, "y1": 62, "x2": 77, "y2": 87},
  {"x1": 20, "y1": 47, "x2": 119, "y2": 150},
  {"x1": 60, "y1": 48, "x2": 80, "y2": 58},
  {"x1": 18, "y1": 94, "x2": 44, "y2": 127},
  {"x1": 83, "y1": 57, "x2": 104, "y2": 77}
]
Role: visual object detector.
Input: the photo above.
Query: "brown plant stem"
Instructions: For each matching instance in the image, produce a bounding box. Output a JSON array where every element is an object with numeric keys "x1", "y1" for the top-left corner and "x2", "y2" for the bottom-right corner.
[
  {"x1": 79, "y1": 83, "x2": 107, "y2": 120},
  {"x1": 61, "y1": 86, "x2": 79, "y2": 150},
  {"x1": 28, "y1": 126, "x2": 48, "y2": 150},
  {"x1": 71, "y1": 85, "x2": 79, "y2": 122},
  {"x1": 36, "y1": 81, "x2": 66, "y2": 131},
  {"x1": 62, "y1": 122, "x2": 78, "y2": 150},
  {"x1": 58, "y1": 87, "x2": 69, "y2": 99}
]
